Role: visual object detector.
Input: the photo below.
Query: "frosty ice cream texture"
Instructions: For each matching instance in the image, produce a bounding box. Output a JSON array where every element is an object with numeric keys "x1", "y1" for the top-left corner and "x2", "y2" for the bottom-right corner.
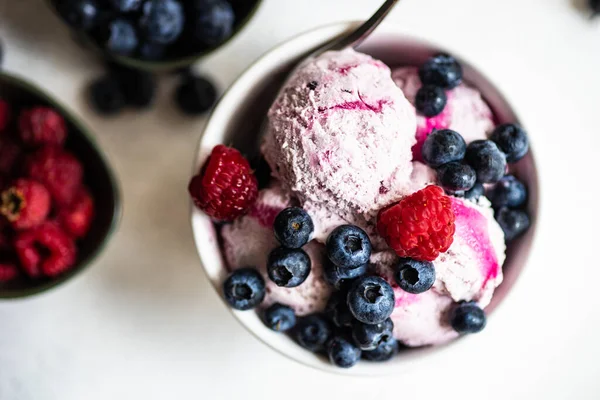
[{"x1": 221, "y1": 49, "x2": 506, "y2": 347}]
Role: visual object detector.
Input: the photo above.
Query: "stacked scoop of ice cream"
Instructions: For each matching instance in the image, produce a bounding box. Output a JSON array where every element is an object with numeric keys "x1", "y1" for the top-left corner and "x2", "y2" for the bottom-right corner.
[{"x1": 189, "y1": 49, "x2": 531, "y2": 368}]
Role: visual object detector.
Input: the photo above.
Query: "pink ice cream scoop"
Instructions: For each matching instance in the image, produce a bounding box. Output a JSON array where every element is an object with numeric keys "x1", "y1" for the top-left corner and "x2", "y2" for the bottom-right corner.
[
  {"x1": 263, "y1": 49, "x2": 417, "y2": 217},
  {"x1": 392, "y1": 67, "x2": 495, "y2": 161}
]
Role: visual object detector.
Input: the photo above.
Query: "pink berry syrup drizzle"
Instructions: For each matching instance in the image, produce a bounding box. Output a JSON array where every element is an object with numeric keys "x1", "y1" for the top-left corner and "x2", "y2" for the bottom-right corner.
[{"x1": 412, "y1": 91, "x2": 454, "y2": 162}]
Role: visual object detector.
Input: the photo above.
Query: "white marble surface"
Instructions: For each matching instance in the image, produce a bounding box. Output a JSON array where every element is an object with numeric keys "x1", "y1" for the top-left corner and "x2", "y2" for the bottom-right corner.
[{"x1": 0, "y1": 0, "x2": 599, "y2": 399}]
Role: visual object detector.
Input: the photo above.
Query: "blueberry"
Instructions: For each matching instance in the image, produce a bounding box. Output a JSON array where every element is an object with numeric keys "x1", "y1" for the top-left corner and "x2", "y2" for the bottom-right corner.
[
  {"x1": 88, "y1": 75, "x2": 126, "y2": 115},
  {"x1": 326, "y1": 335, "x2": 361, "y2": 368},
  {"x1": 419, "y1": 54, "x2": 463, "y2": 89},
  {"x1": 326, "y1": 225, "x2": 372, "y2": 268},
  {"x1": 175, "y1": 74, "x2": 218, "y2": 115},
  {"x1": 325, "y1": 291, "x2": 354, "y2": 328},
  {"x1": 362, "y1": 335, "x2": 399, "y2": 362},
  {"x1": 421, "y1": 129, "x2": 467, "y2": 168},
  {"x1": 56, "y1": 0, "x2": 100, "y2": 31},
  {"x1": 495, "y1": 207, "x2": 530, "y2": 241},
  {"x1": 393, "y1": 258, "x2": 435, "y2": 294},
  {"x1": 105, "y1": 19, "x2": 138, "y2": 55},
  {"x1": 436, "y1": 162, "x2": 476, "y2": 193},
  {"x1": 294, "y1": 314, "x2": 332, "y2": 352},
  {"x1": 140, "y1": 0, "x2": 184, "y2": 45},
  {"x1": 488, "y1": 175, "x2": 527, "y2": 209},
  {"x1": 352, "y1": 318, "x2": 394, "y2": 351},
  {"x1": 273, "y1": 207, "x2": 314, "y2": 249},
  {"x1": 450, "y1": 302, "x2": 487, "y2": 334},
  {"x1": 222, "y1": 267, "x2": 265, "y2": 311},
  {"x1": 137, "y1": 42, "x2": 166, "y2": 60},
  {"x1": 267, "y1": 247, "x2": 311, "y2": 288},
  {"x1": 415, "y1": 85, "x2": 447, "y2": 117},
  {"x1": 490, "y1": 123, "x2": 529, "y2": 163},
  {"x1": 591, "y1": 0, "x2": 600, "y2": 16},
  {"x1": 465, "y1": 140, "x2": 507, "y2": 183},
  {"x1": 323, "y1": 260, "x2": 368, "y2": 291},
  {"x1": 347, "y1": 276, "x2": 395, "y2": 325},
  {"x1": 110, "y1": 0, "x2": 142, "y2": 12},
  {"x1": 463, "y1": 182, "x2": 485, "y2": 202},
  {"x1": 263, "y1": 303, "x2": 296, "y2": 332},
  {"x1": 110, "y1": 65, "x2": 156, "y2": 108},
  {"x1": 192, "y1": 0, "x2": 235, "y2": 47}
]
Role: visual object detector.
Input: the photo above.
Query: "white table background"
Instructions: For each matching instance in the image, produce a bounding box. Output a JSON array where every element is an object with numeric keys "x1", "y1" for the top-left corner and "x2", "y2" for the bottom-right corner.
[{"x1": 0, "y1": 0, "x2": 599, "y2": 398}]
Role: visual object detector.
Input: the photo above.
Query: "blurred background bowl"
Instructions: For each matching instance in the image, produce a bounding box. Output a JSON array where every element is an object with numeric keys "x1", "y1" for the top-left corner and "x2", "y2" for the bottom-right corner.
[{"x1": 0, "y1": 72, "x2": 121, "y2": 299}]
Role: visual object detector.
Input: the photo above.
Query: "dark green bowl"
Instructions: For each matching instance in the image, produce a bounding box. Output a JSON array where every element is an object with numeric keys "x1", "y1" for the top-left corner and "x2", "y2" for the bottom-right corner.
[
  {"x1": 0, "y1": 73, "x2": 121, "y2": 299},
  {"x1": 46, "y1": 0, "x2": 263, "y2": 72}
]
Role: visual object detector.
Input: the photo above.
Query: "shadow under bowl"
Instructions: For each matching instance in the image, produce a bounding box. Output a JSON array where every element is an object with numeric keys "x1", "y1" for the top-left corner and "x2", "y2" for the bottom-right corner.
[
  {"x1": 0, "y1": 73, "x2": 121, "y2": 299},
  {"x1": 190, "y1": 22, "x2": 540, "y2": 375}
]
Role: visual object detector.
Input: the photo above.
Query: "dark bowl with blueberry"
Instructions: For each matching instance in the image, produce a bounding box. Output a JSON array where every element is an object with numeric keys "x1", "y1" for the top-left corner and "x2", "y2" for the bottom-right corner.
[
  {"x1": 0, "y1": 73, "x2": 121, "y2": 299},
  {"x1": 190, "y1": 23, "x2": 539, "y2": 374},
  {"x1": 48, "y1": 0, "x2": 263, "y2": 72}
]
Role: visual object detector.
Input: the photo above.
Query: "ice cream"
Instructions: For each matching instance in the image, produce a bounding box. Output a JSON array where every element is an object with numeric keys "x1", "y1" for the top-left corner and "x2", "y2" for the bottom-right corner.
[{"x1": 392, "y1": 67, "x2": 495, "y2": 160}]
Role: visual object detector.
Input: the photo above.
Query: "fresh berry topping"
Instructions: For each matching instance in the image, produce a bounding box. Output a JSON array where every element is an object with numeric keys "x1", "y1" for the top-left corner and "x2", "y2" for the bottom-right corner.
[
  {"x1": 490, "y1": 123, "x2": 529, "y2": 163},
  {"x1": 294, "y1": 314, "x2": 332, "y2": 352},
  {"x1": 267, "y1": 247, "x2": 311, "y2": 288},
  {"x1": 465, "y1": 140, "x2": 507, "y2": 184},
  {"x1": 1, "y1": 179, "x2": 51, "y2": 230},
  {"x1": 19, "y1": 107, "x2": 67, "y2": 147},
  {"x1": 326, "y1": 335, "x2": 361, "y2": 368},
  {"x1": 110, "y1": 0, "x2": 143, "y2": 12},
  {"x1": 436, "y1": 162, "x2": 476, "y2": 193},
  {"x1": 88, "y1": 75, "x2": 126, "y2": 115},
  {"x1": 56, "y1": 0, "x2": 100, "y2": 31},
  {"x1": 0, "y1": 137, "x2": 21, "y2": 175},
  {"x1": 14, "y1": 222, "x2": 77, "y2": 278},
  {"x1": 323, "y1": 260, "x2": 367, "y2": 291},
  {"x1": 188, "y1": 145, "x2": 258, "y2": 221},
  {"x1": 495, "y1": 207, "x2": 531, "y2": 241},
  {"x1": 488, "y1": 175, "x2": 527, "y2": 209},
  {"x1": 105, "y1": 19, "x2": 138, "y2": 55},
  {"x1": 421, "y1": 129, "x2": 467, "y2": 168},
  {"x1": 450, "y1": 302, "x2": 487, "y2": 334},
  {"x1": 393, "y1": 258, "x2": 436, "y2": 294},
  {"x1": 326, "y1": 225, "x2": 372, "y2": 269},
  {"x1": 0, "y1": 99, "x2": 11, "y2": 131},
  {"x1": 377, "y1": 186, "x2": 456, "y2": 262},
  {"x1": 58, "y1": 188, "x2": 95, "y2": 238},
  {"x1": 192, "y1": 0, "x2": 235, "y2": 46},
  {"x1": 175, "y1": 74, "x2": 218, "y2": 116},
  {"x1": 111, "y1": 66, "x2": 156, "y2": 109},
  {"x1": 262, "y1": 303, "x2": 296, "y2": 332},
  {"x1": 351, "y1": 318, "x2": 394, "y2": 351},
  {"x1": 137, "y1": 42, "x2": 166, "y2": 61},
  {"x1": 140, "y1": 0, "x2": 185, "y2": 45},
  {"x1": 462, "y1": 182, "x2": 485, "y2": 202},
  {"x1": 415, "y1": 85, "x2": 447, "y2": 117},
  {"x1": 347, "y1": 276, "x2": 395, "y2": 325},
  {"x1": 273, "y1": 207, "x2": 314, "y2": 249},
  {"x1": 25, "y1": 147, "x2": 83, "y2": 206},
  {"x1": 362, "y1": 335, "x2": 399, "y2": 362},
  {"x1": 222, "y1": 268, "x2": 265, "y2": 310},
  {"x1": 591, "y1": 0, "x2": 600, "y2": 17},
  {"x1": 0, "y1": 263, "x2": 18, "y2": 282},
  {"x1": 325, "y1": 291, "x2": 354, "y2": 328},
  {"x1": 419, "y1": 54, "x2": 463, "y2": 89}
]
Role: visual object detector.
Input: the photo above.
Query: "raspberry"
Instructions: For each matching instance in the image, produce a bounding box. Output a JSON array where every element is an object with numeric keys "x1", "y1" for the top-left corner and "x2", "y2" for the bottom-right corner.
[
  {"x1": 1, "y1": 179, "x2": 51, "y2": 230},
  {"x1": 14, "y1": 222, "x2": 77, "y2": 278},
  {"x1": 188, "y1": 145, "x2": 258, "y2": 221},
  {"x1": 0, "y1": 99, "x2": 10, "y2": 132},
  {"x1": 377, "y1": 185, "x2": 456, "y2": 262},
  {"x1": 0, "y1": 263, "x2": 18, "y2": 282},
  {"x1": 19, "y1": 107, "x2": 67, "y2": 147},
  {"x1": 58, "y1": 187, "x2": 95, "y2": 238},
  {"x1": 25, "y1": 146, "x2": 83, "y2": 206},
  {"x1": 0, "y1": 137, "x2": 21, "y2": 175}
]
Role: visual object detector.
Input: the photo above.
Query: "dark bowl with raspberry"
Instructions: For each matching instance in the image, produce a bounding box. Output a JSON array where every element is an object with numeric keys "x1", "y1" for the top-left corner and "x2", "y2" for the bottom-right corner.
[
  {"x1": 0, "y1": 73, "x2": 120, "y2": 298},
  {"x1": 47, "y1": 0, "x2": 263, "y2": 72}
]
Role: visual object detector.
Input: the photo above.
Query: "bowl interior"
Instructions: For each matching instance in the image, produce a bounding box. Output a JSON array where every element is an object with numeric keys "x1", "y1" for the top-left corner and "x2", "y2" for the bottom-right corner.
[
  {"x1": 46, "y1": 0, "x2": 263, "y2": 72},
  {"x1": 191, "y1": 23, "x2": 539, "y2": 374},
  {"x1": 0, "y1": 73, "x2": 121, "y2": 298}
]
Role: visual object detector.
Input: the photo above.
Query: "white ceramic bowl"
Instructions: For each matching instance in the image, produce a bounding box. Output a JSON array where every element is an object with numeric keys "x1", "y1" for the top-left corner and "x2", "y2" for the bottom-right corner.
[{"x1": 190, "y1": 21, "x2": 539, "y2": 375}]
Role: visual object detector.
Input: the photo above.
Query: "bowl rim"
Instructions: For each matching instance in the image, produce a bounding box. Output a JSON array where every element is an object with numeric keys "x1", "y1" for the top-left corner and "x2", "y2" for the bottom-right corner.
[
  {"x1": 0, "y1": 72, "x2": 123, "y2": 299},
  {"x1": 190, "y1": 20, "x2": 540, "y2": 375},
  {"x1": 45, "y1": 0, "x2": 264, "y2": 72}
]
